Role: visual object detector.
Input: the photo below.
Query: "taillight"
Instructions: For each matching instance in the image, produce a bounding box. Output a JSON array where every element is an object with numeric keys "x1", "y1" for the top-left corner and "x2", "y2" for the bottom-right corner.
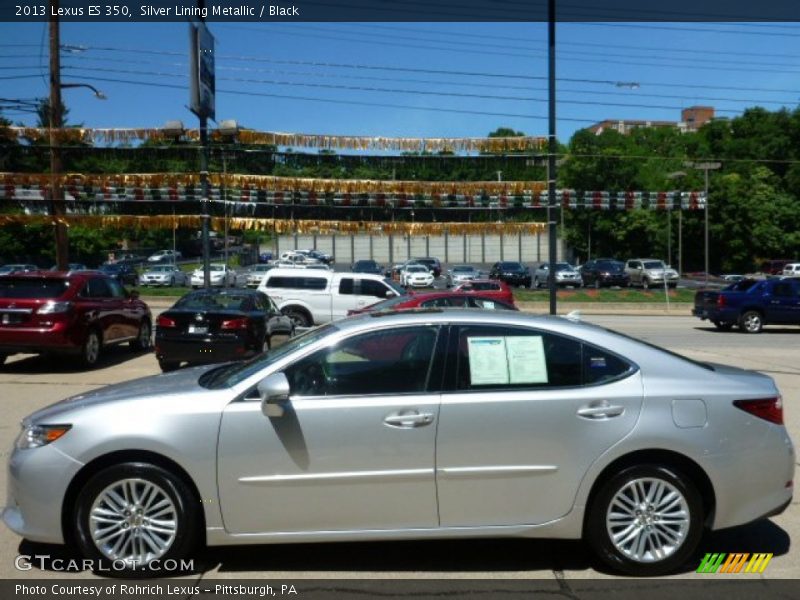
[
  {"x1": 156, "y1": 315, "x2": 176, "y2": 328},
  {"x1": 37, "y1": 301, "x2": 72, "y2": 315},
  {"x1": 221, "y1": 318, "x2": 248, "y2": 330},
  {"x1": 717, "y1": 295, "x2": 726, "y2": 307},
  {"x1": 733, "y1": 396, "x2": 783, "y2": 425}
]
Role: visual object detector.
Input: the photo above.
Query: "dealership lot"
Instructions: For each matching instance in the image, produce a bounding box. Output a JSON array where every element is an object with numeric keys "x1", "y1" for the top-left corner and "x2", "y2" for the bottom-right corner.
[{"x1": 0, "y1": 314, "x2": 797, "y2": 581}]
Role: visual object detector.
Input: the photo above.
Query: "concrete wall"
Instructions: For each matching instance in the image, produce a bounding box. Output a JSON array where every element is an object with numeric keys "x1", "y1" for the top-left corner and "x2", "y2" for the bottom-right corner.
[{"x1": 277, "y1": 232, "x2": 564, "y2": 266}]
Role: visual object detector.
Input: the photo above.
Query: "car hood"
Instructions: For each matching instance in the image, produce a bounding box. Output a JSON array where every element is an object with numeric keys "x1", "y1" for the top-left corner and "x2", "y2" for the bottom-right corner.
[{"x1": 23, "y1": 364, "x2": 218, "y2": 424}]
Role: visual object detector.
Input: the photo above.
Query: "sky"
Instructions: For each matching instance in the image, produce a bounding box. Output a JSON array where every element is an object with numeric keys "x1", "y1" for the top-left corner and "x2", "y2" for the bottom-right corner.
[{"x1": 2, "y1": 19, "x2": 799, "y2": 144}]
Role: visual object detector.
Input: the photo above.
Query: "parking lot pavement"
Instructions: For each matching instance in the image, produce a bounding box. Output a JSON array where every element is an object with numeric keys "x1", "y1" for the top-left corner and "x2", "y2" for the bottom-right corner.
[{"x1": 0, "y1": 316, "x2": 797, "y2": 581}]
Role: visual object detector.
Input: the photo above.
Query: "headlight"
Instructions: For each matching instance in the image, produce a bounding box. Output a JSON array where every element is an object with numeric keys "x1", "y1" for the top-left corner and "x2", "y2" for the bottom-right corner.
[{"x1": 15, "y1": 424, "x2": 71, "y2": 449}]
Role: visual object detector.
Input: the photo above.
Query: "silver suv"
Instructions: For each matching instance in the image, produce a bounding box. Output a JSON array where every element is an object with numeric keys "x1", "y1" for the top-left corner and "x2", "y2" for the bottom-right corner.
[{"x1": 625, "y1": 258, "x2": 679, "y2": 289}]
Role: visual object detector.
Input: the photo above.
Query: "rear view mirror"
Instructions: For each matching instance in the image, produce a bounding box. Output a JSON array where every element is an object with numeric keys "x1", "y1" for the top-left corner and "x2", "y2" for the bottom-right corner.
[{"x1": 258, "y1": 372, "x2": 291, "y2": 417}]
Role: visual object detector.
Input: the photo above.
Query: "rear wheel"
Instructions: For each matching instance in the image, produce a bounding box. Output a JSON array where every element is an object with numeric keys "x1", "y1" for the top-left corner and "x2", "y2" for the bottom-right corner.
[
  {"x1": 739, "y1": 310, "x2": 763, "y2": 333},
  {"x1": 79, "y1": 330, "x2": 102, "y2": 368},
  {"x1": 586, "y1": 464, "x2": 703, "y2": 576},
  {"x1": 0, "y1": 353, "x2": 6, "y2": 366},
  {"x1": 73, "y1": 462, "x2": 198, "y2": 575},
  {"x1": 158, "y1": 360, "x2": 179, "y2": 373},
  {"x1": 130, "y1": 320, "x2": 152, "y2": 351}
]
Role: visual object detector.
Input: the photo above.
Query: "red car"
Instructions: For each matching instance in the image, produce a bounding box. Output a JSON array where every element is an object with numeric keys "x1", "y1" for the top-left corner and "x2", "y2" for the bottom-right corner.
[
  {"x1": 0, "y1": 271, "x2": 152, "y2": 368},
  {"x1": 347, "y1": 290, "x2": 518, "y2": 315},
  {"x1": 452, "y1": 279, "x2": 515, "y2": 305}
]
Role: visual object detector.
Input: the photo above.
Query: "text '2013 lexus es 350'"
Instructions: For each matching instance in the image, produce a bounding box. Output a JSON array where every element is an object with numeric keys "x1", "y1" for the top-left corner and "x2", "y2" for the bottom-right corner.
[{"x1": 3, "y1": 310, "x2": 794, "y2": 576}]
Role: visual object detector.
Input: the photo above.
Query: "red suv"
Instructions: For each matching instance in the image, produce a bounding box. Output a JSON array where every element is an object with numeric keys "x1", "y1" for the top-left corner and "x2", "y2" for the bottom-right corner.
[{"x1": 0, "y1": 271, "x2": 152, "y2": 368}]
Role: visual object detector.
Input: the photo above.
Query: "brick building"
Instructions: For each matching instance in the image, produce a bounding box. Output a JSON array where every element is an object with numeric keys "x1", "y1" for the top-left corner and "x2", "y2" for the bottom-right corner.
[{"x1": 587, "y1": 106, "x2": 715, "y2": 135}]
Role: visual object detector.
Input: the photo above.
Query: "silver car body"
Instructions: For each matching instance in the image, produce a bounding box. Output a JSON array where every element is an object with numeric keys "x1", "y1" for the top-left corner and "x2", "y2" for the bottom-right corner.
[
  {"x1": 139, "y1": 265, "x2": 188, "y2": 287},
  {"x1": 246, "y1": 264, "x2": 275, "y2": 288},
  {"x1": 626, "y1": 259, "x2": 680, "y2": 288},
  {"x1": 446, "y1": 265, "x2": 481, "y2": 287},
  {"x1": 401, "y1": 265, "x2": 435, "y2": 288},
  {"x1": 191, "y1": 264, "x2": 236, "y2": 288},
  {"x1": 533, "y1": 262, "x2": 582, "y2": 288},
  {"x1": 3, "y1": 311, "x2": 794, "y2": 565}
]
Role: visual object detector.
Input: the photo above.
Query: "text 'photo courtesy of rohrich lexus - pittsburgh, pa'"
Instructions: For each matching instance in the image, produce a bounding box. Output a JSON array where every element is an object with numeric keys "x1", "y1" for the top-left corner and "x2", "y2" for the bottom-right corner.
[{"x1": 2, "y1": 309, "x2": 794, "y2": 576}]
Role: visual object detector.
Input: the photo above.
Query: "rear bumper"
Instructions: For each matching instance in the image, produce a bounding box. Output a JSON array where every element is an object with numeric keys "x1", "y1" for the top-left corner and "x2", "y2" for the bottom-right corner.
[
  {"x1": 0, "y1": 324, "x2": 83, "y2": 355},
  {"x1": 155, "y1": 334, "x2": 256, "y2": 364}
]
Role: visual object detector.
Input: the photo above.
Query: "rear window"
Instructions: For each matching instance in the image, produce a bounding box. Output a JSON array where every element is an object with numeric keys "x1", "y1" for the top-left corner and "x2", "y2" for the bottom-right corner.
[
  {"x1": 0, "y1": 277, "x2": 70, "y2": 299},
  {"x1": 266, "y1": 275, "x2": 328, "y2": 290}
]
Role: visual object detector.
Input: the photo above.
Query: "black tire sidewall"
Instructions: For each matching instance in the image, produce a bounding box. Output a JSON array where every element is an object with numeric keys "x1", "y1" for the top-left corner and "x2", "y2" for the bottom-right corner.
[
  {"x1": 586, "y1": 464, "x2": 704, "y2": 576},
  {"x1": 73, "y1": 462, "x2": 198, "y2": 575}
]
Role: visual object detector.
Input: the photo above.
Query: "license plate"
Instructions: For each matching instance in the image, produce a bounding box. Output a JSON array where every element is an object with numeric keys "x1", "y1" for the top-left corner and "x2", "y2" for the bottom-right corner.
[{"x1": 188, "y1": 325, "x2": 208, "y2": 334}]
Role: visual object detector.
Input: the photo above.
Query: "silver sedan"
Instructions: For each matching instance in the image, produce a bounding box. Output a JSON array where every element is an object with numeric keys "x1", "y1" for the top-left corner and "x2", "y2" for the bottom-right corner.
[
  {"x1": 3, "y1": 311, "x2": 794, "y2": 576},
  {"x1": 139, "y1": 265, "x2": 188, "y2": 287}
]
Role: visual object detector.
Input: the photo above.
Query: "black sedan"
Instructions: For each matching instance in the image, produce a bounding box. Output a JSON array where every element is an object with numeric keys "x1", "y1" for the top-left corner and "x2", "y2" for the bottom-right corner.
[
  {"x1": 580, "y1": 258, "x2": 630, "y2": 288},
  {"x1": 352, "y1": 259, "x2": 384, "y2": 274},
  {"x1": 155, "y1": 289, "x2": 293, "y2": 372},
  {"x1": 488, "y1": 261, "x2": 532, "y2": 288},
  {"x1": 98, "y1": 262, "x2": 138, "y2": 286}
]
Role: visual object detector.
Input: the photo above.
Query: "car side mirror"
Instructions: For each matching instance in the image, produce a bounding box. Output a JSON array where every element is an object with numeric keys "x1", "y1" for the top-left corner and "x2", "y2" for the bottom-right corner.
[
  {"x1": 636, "y1": 266, "x2": 643, "y2": 270},
  {"x1": 385, "y1": 290, "x2": 397, "y2": 298},
  {"x1": 258, "y1": 372, "x2": 291, "y2": 418}
]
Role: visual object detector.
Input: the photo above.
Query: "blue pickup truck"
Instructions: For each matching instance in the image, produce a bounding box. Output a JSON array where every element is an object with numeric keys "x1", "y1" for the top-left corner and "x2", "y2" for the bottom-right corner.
[{"x1": 693, "y1": 277, "x2": 800, "y2": 333}]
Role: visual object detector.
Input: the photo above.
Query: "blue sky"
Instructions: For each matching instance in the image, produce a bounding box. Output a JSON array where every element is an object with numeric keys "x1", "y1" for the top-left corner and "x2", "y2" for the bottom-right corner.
[{"x1": 2, "y1": 20, "x2": 799, "y2": 143}]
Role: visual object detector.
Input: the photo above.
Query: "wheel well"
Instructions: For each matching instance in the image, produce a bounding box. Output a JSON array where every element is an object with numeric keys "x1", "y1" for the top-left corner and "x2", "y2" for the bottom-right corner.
[
  {"x1": 582, "y1": 449, "x2": 716, "y2": 535},
  {"x1": 61, "y1": 450, "x2": 207, "y2": 547},
  {"x1": 283, "y1": 305, "x2": 312, "y2": 321}
]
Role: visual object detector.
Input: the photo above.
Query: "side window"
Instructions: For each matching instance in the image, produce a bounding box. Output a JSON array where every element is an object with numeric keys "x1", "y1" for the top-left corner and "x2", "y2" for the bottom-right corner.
[
  {"x1": 85, "y1": 278, "x2": 112, "y2": 298},
  {"x1": 359, "y1": 279, "x2": 389, "y2": 298},
  {"x1": 283, "y1": 326, "x2": 440, "y2": 397},
  {"x1": 106, "y1": 279, "x2": 125, "y2": 298},
  {"x1": 339, "y1": 278, "x2": 354, "y2": 295},
  {"x1": 452, "y1": 326, "x2": 634, "y2": 390}
]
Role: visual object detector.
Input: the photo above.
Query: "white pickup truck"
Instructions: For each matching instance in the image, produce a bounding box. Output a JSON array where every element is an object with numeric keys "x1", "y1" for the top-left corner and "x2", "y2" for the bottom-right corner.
[{"x1": 257, "y1": 268, "x2": 404, "y2": 327}]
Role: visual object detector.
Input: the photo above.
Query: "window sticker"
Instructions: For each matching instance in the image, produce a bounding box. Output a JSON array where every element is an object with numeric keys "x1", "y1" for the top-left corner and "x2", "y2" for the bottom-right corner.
[
  {"x1": 467, "y1": 335, "x2": 548, "y2": 386},
  {"x1": 589, "y1": 356, "x2": 607, "y2": 369},
  {"x1": 506, "y1": 336, "x2": 548, "y2": 384},
  {"x1": 467, "y1": 337, "x2": 509, "y2": 385}
]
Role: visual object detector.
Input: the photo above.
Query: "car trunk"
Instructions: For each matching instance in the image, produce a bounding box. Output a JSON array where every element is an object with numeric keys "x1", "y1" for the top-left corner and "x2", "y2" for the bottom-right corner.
[{"x1": 159, "y1": 309, "x2": 247, "y2": 336}]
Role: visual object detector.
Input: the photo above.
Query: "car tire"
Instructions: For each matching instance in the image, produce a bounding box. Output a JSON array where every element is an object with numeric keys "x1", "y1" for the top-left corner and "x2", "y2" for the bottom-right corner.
[
  {"x1": 284, "y1": 308, "x2": 311, "y2": 328},
  {"x1": 739, "y1": 310, "x2": 764, "y2": 334},
  {"x1": 263, "y1": 336, "x2": 271, "y2": 352},
  {"x1": 0, "y1": 353, "x2": 6, "y2": 366},
  {"x1": 642, "y1": 278, "x2": 651, "y2": 290},
  {"x1": 169, "y1": 276, "x2": 175, "y2": 286},
  {"x1": 72, "y1": 462, "x2": 199, "y2": 575},
  {"x1": 130, "y1": 320, "x2": 152, "y2": 352},
  {"x1": 594, "y1": 279, "x2": 600, "y2": 289},
  {"x1": 79, "y1": 330, "x2": 102, "y2": 368},
  {"x1": 586, "y1": 464, "x2": 703, "y2": 576},
  {"x1": 712, "y1": 320, "x2": 734, "y2": 331},
  {"x1": 159, "y1": 360, "x2": 179, "y2": 373},
  {"x1": 533, "y1": 277, "x2": 540, "y2": 289}
]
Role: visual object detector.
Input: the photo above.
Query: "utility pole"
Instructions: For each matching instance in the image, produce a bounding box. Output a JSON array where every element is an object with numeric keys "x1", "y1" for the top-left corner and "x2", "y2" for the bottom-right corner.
[
  {"x1": 49, "y1": 0, "x2": 68, "y2": 270},
  {"x1": 547, "y1": 0, "x2": 558, "y2": 315},
  {"x1": 685, "y1": 161, "x2": 721, "y2": 287}
]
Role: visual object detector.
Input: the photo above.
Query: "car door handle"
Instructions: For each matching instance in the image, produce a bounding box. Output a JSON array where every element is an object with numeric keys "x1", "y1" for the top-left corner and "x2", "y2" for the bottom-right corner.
[
  {"x1": 383, "y1": 410, "x2": 434, "y2": 428},
  {"x1": 577, "y1": 402, "x2": 625, "y2": 419}
]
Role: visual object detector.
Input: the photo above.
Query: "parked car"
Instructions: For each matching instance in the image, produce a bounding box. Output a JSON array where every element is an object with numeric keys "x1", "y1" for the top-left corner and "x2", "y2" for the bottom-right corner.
[
  {"x1": 258, "y1": 268, "x2": 404, "y2": 327},
  {"x1": 0, "y1": 271, "x2": 151, "y2": 368},
  {"x1": 305, "y1": 249, "x2": 334, "y2": 265},
  {"x1": 625, "y1": 259, "x2": 679, "y2": 289},
  {"x1": 532, "y1": 262, "x2": 583, "y2": 288},
  {"x1": 190, "y1": 264, "x2": 237, "y2": 288},
  {"x1": 348, "y1": 291, "x2": 518, "y2": 315},
  {"x1": 246, "y1": 264, "x2": 275, "y2": 288},
  {"x1": 6, "y1": 309, "x2": 793, "y2": 576},
  {"x1": 453, "y1": 279, "x2": 514, "y2": 305},
  {"x1": 0, "y1": 263, "x2": 38, "y2": 276},
  {"x1": 352, "y1": 259, "x2": 384, "y2": 274},
  {"x1": 489, "y1": 261, "x2": 532, "y2": 288},
  {"x1": 401, "y1": 264, "x2": 436, "y2": 288},
  {"x1": 147, "y1": 249, "x2": 182, "y2": 264},
  {"x1": 50, "y1": 263, "x2": 88, "y2": 272},
  {"x1": 761, "y1": 259, "x2": 795, "y2": 275},
  {"x1": 412, "y1": 257, "x2": 442, "y2": 278},
  {"x1": 98, "y1": 262, "x2": 138, "y2": 286},
  {"x1": 278, "y1": 251, "x2": 321, "y2": 266},
  {"x1": 580, "y1": 259, "x2": 630, "y2": 288},
  {"x1": 721, "y1": 274, "x2": 746, "y2": 283},
  {"x1": 139, "y1": 264, "x2": 188, "y2": 287},
  {"x1": 693, "y1": 277, "x2": 800, "y2": 333},
  {"x1": 782, "y1": 263, "x2": 800, "y2": 277},
  {"x1": 155, "y1": 289, "x2": 292, "y2": 372},
  {"x1": 445, "y1": 265, "x2": 481, "y2": 287}
]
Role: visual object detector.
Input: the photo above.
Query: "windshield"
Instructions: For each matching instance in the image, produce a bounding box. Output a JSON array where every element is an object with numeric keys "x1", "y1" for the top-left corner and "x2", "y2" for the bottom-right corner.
[
  {"x1": 407, "y1": 266, "x2": 427, "y2": 273},
  {"x1": 453, "y1": 266, "x2": 475, "y2": 273},
  {"x1": 643, "y1": 261, "x2": 665, "y2": 269},
  {"x1": 210, "y1": 265, "x2": 225, "y2": 272},
  {"x1": 597, "y1": 261, "x2": 624, "y2": 271},
  {"x1": 152, "y1": 266, "x2": 173, "y2": 272},
  {"x1": 501, "y1": 262, "x2": 523, "y2": 270},
  {"x1": 555, "y1": 263, "x2": 572, "y2": 272},
  {"x1": 0, "y1": 277, "x2": 69, "y2": 298},
  {"x1": 174, "y1": 291, "x2": 250, "y2": 311},
  {"x1": 199, "y1": 323, "x2": 339, "y2": 389}
]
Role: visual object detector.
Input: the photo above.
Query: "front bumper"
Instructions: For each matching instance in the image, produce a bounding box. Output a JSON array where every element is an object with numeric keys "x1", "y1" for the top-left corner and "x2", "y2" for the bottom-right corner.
[{"x1": 4, "y1": 443, "x2": 84, "y2": 544}]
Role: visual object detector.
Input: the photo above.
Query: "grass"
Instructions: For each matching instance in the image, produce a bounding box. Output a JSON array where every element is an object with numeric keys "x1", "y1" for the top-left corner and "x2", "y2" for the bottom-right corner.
[{"x1": 515, "y1": 287, "x2": 695, "y2": 303}]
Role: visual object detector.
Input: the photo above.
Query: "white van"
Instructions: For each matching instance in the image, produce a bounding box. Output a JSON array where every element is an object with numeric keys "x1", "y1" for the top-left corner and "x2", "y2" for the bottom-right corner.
[
  {"x1": 258, "y1": 268, "x2": 404, "y2": 327},
  {"x1": 783, "y1": 263, "x2": 800, "y2": 276}
]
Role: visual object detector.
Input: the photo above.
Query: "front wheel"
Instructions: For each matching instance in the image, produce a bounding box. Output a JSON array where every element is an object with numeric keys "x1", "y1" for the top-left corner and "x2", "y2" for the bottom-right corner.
[
  {"x1": 586, "y1": 464, "x2": 703, "y2": 576},
  {"x1": 642, "y1": 278, "x2": 650, "y2": 290},
  {"x1": 739, "y1": 310, "x2": 764, "y2": 333},
  {"x1": 72, "y1": 463, "x2": 198, "y2": 575}
]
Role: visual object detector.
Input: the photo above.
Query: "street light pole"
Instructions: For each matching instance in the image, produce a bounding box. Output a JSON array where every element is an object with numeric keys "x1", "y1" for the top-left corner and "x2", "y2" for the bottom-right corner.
[
  {"x1": 547, "y1": 0, "x2": 558, "y2": 315},
  {"x1": 49, "y1": 1, "x2": 67, "y2": 270},
  {"x1": 685, "y1": 161, "x2": 721, "y2": 286}
]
